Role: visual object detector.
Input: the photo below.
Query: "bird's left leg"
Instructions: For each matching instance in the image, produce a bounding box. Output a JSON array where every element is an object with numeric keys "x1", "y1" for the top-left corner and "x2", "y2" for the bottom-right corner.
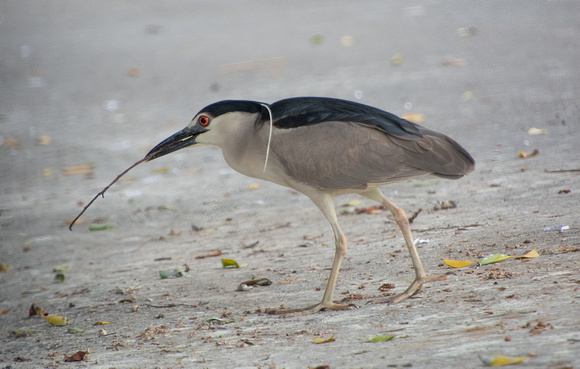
[
  {"x1": 361, "y1": 188, "x2": 447, "y2": 304},
  {"x1": 267, "y1": 193, "x2": 352, "y2": 315}
]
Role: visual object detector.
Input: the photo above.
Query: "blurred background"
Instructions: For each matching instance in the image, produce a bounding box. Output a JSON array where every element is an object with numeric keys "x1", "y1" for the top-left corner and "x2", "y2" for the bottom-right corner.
[{"x1": 1, "y1": 2, "x2": 579, "y2": 366}]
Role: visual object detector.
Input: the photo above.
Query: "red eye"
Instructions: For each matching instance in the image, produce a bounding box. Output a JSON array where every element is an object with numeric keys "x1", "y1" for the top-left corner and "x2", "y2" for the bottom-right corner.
[{"x1": 198, "y1": 115, "x2": 210, "y2": 126}]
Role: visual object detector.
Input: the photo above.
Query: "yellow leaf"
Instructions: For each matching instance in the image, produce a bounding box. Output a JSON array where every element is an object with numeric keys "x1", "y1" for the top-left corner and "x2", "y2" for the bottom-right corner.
[
  {"x1": 391, "y1": 53, "x2": 404, "y2": 65},
  {"x1": 517, "y1": 247, "x2": 539, "y2": 259},
  {"x1": 342, "y1": 199, "x2": 362, "y2": 207},
  {"x1": 248, "y1": 183, "x2": 261, "y2": 190},
  {"x1": 442, "y1": 259, "x2": 476, "y2": 268},
  {"x1": 312, "y1": 335, "x2": 335, "y2": 344},
  {"x1": 45, "y1": 315, "x2": 67, "y2": 326},
  {"x1": 94, "y1": 321, "x2": 115, "y2": 325},
  {"x1": 152, "y1": 167, "x2": 170, "y2": 174},
  {"x1": 488, "y1": 354, "x2": 531, "y2": 366},
  {"x1": 401, "y1": 113, "x2": 425, "y2": 123},
  {"x1": 37, "y1": 135, "x2": 52, "y2": 145},
  {"x1": 341, "y1": 36, "x2": 355, "y2": 47}
]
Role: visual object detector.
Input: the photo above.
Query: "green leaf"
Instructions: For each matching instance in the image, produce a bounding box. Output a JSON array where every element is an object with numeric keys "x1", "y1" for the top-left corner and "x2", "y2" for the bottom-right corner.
[
  {"x1": 221, "y1": 258, "x2": 247, "y2": 268},
  {"x1": 159, "y1": 266, "x2": 186, "y2": 279},
  {"x1": 53, "y1": 265, "x2": 71, "y2": 271},
  {"x1": 67, "y1": 327, "x2": 86, "y2": 334},
  {"x1": 13, "y1": 329, "x2": 42, "y2": 336},
  {"x1": 479, "y1": 254, "x2": 514, "y2": 266},
  {"x1": 54, "y1": 272, "x2": 65, "y2": 283},
  {"x1": 89, "y1": 224, "x2": 114, "y2": 231},
  {"x1": 367, "y1": 335, "x2": 395, "y2": 342}
]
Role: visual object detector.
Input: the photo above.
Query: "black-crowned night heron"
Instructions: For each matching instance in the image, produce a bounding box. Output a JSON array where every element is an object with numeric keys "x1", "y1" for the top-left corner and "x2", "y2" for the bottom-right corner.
[{"x1": 146, "y1": 97, "x2": 475, "y2": 314}]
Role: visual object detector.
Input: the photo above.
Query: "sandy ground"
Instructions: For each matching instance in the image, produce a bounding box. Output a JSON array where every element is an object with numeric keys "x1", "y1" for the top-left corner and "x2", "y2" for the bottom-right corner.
[{"x1": 1, "y1": 1, "x2": 579, "y2": 368}]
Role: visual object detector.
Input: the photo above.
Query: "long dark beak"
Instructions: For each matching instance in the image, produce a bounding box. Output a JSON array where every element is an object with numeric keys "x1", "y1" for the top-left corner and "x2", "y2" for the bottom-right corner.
[{"x1": 145, "y1": 126, "x2": 207, "y2": 161}]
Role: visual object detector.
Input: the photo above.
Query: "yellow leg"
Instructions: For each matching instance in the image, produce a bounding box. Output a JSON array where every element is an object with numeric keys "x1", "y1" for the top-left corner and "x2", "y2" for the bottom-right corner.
[{"x1": 362, "y1": 189, "x2": 447, "y2": 304}]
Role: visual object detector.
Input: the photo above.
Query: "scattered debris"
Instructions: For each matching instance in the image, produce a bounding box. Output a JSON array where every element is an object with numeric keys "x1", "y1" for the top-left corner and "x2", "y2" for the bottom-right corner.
[
  {"x1": 0, "y1": 262, "x2": 9, "y2": 273},
  {"x1": 483, "y1": 267, "x2": 513, "y2": 280},
  {"x1": 159, "y1": 265, "x2": 188, "y2": 279},
  {"x1": 237, "y1": 278, "x2": 272, "y2": 291},
  {"x1": 408, "y1": 208, "x2": 422, "y2": 223},
  {"x1": 378, "y1": 283, "x2": 395, "y2": 292},
  {"x1": 433, "y1": 200, "x2": 457, "y2": 211},
  {"x1": 519, "y1": 149, "x2": 539, "y2": 159},
  {"x1": 542, "y1": 225, "x2": 569, "y2": 232}
]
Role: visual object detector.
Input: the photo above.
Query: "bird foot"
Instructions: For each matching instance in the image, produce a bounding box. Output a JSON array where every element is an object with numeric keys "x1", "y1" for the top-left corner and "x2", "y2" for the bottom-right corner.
[
  {"x1": 372, "y1": 274, "x2": 448, "y2": 305},
  {"x1": 265, "y1": 302, "x2": 353, "y2": 316}
]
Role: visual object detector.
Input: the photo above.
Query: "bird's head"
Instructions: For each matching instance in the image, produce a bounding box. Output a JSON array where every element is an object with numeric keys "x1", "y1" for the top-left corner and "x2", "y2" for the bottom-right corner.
[{"x1": 145, "y1": 100, "x2": 266, "y2": 161}]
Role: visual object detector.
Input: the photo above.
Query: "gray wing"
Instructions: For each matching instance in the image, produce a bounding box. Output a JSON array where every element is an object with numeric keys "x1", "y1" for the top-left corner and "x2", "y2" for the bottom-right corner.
[{"x1": 271, "y1": 121, "x2": 474, "y2": 190}]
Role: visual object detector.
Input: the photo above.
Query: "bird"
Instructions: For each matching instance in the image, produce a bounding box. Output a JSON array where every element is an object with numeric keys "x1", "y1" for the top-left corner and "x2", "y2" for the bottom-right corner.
[{"x1": 145, "y1": 97, "x2": 475, "y2": 314}]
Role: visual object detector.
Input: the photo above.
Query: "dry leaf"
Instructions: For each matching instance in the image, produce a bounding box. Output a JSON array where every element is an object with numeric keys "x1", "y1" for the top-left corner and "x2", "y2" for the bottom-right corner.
[
  {"x1": 127, "y1": 67, "x2": 140, "y2": 78},
  {"x1": 443, "y1": 57, "x2": 467, "y2": 67},
  {"x1": 519, "y1": 149, "x2": 539, "y2": 159},
  {"x1": 29, "y1": 304, "x2": 48, "y2": 317},
  {"x1": 312, "y1": 335, "x2": 335, "y2": 344},
  {"x1": 528, "y1": 127, "x2": 547, "y2": 135},
  {"x1": 64, "y1": 351, "x2": 88, "y2": 362},
  {"x1": 62, "y1": 164, "x2": 94, "y2": 176},
  {"x1": 248, "y1": 183, "x2": 261, "y2": 190},
  {"x1": 0, "y1": 262, "x2": 9, "y2": 273},
  {"x1": 37, "y1": 135, "x2": 51, "y2": 145},
  {"x1": 442, "y1": 259, "x2": 476, "y2": 268},
  {"x1": 4, "y1": 136, "x2": 21, "y2": 148},
  {"x1": 355, "y1": 205, "x2": 385, "y2": 214},
  {"x1": 195, "y1": 250, "x2": 223, "y2": 259},
  {"x1": 516, "y1": 247, "x2": 539, "y2": 259},
  {"x1": 45, "y1": 315, "x2": 67, "y2": 326}
]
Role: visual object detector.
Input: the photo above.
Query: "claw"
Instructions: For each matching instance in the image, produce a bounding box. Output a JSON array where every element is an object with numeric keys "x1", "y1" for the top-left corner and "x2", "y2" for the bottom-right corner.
[{"x1": 372, "y1": 274, "x2": 448, "y2": 305}]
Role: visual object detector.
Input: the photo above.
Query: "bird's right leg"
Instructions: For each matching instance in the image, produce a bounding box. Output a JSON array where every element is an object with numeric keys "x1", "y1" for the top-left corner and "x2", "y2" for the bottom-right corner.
[
  {"x1": 361, "y1": 188, "x2": 447, "y2": 305},
  {"x1": 266, "y1": 193, "x2": 352, "y2": 315}
]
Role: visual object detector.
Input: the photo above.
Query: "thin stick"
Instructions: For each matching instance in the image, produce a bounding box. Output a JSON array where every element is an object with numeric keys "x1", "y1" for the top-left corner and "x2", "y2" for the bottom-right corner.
[
  {"x1": 544, "y1": 168, "x2": 580, "y2": 173},
  {"x1": 69, "y1": 154, "x2": 152, "y2": 230}
]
